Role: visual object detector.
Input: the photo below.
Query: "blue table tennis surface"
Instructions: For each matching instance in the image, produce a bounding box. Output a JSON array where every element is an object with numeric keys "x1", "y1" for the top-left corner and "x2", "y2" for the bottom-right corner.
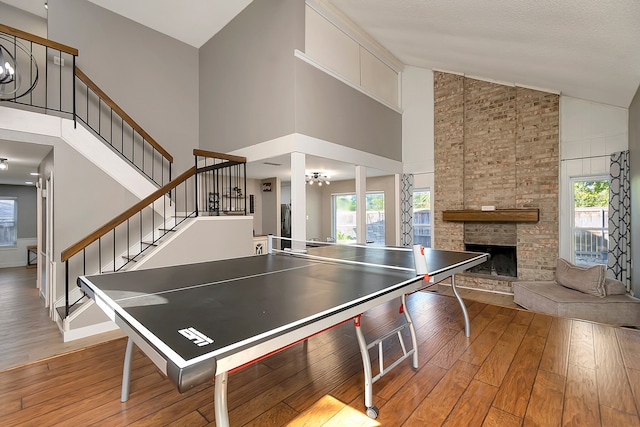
[{"x1": 78, "y1": 245, "x2": 486, "y2": 392}]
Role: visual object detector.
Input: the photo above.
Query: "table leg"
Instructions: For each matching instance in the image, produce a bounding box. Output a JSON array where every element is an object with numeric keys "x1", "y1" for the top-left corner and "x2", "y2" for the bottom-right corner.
[
  {"x1": 401, "y1": 294, "x2": 419, "y2": 368},
  {"x1": 353, "y1": 316, "x2": 378, "y2": 418},
  {"x1": 121, "y1": 338, "x2": 134, "y2": 402},
  {"x1": 450, "y1": 275, "x2": 470, "y2": 337},
  {"x1": 214, "y1": 372, "x2": 230, "y2": 427}
]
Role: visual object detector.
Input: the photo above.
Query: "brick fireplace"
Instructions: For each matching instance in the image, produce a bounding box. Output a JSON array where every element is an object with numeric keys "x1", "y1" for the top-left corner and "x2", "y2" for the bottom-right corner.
[{"x1": 433, "y1": 72, "x2": 559, "y2": 293}]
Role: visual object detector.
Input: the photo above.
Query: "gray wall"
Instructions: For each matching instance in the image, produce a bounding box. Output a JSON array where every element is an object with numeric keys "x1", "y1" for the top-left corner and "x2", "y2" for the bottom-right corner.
[
  {"x1": 47, "y1": 0, "x2": 199, "y2": 174},
  {"x1": 0, "y1": 184, "x2": 37, "y2": 238},
  {"x1": 198, "y1": 0, "x2": 401, "y2": 161},
  {"x1": 630, "y1": 85, "x2": 640, "y2": 295},
  {"x1": 305, "y1": 183, "x2": 322, "y2": 239},
  {"x1": 0, "y1": 2, "x2": 49, "y2": 108},
  {"x1": 295, "y1": 59, "x2": 402, "y2": 161},
  {"x1": 199, "y1": 0, "x2": 302, "y2": 153},
  {"x1": 260, "y1": 177, "x2": 281, "y2": 238},
  {"x1": 44, "y1": 141, "x2": 141, "y2": 296},
  {"x1": 0, "y1": 2, "x2": 47, "y2": 36}
]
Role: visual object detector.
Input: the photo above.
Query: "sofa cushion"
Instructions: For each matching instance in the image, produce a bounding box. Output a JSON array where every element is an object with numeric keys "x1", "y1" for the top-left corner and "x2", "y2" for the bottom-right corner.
[
  {"x1": 513, "y1": 281, "x2": 640, "y2": 326},
  {"x1": 555, "y1": 258, "x2": 605, "y2": 297},
  {"x1": 604, "y1": 278, "x2": 627, "y2": 295}
]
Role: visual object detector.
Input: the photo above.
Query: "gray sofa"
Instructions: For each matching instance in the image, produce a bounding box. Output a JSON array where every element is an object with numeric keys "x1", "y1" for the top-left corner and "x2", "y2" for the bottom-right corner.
[{"x1": 513, "y1": 258, "x2": 640, "y2": 327}]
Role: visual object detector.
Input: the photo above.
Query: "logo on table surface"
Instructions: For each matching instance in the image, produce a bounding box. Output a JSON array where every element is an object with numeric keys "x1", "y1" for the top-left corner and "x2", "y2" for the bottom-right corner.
[{"x1": 178, "y1": 327, "x2": 214, "y2": 347}]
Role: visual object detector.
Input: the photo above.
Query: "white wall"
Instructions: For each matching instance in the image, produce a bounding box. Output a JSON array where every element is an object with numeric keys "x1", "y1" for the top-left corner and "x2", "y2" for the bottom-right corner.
[
  {"x1": 629, "y1": 86, "x2": 640, "y2": 295},
  {"x1": 131, "y1": 217, "x2": 254, "y2": 270},
  {"x1": 0, "y1": 238, "x2": 37, "y2": 268},
  {"x1": 559, "y1": 96, "x2": 629, "y2": 260},
  {"x1": 304, "y1": 2, "x2": 400, "y2": 109},
  {"x1": 402, "y1": 67, "x2": 435, "y2": 248},
  {"x1": 402, "y1": 66, "x2": 435, "y2": 175}
]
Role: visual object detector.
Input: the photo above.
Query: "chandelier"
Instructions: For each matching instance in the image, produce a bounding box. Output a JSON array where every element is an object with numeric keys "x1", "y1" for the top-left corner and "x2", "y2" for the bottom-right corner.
[
  {"x1": 305, "y1": 172, "x2": 330, "y2": 186},
  {"x1": 0, "y1": 34, "x2": 39, "y2": 100}
]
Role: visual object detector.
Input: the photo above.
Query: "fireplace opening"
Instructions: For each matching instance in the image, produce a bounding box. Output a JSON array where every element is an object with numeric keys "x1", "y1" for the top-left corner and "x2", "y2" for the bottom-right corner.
[{"x1": 465, "y1": 244, "x2": 517, "y2": 278}]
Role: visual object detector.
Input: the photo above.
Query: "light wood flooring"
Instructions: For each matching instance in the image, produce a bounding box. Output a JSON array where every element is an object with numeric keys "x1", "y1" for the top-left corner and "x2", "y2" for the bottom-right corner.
[
  {"x1": 0, "y1": 267, "x2": 122, "y2": 372},
  {"x1": 1, "y1": 267, "x2": 639, "y2": 426}
]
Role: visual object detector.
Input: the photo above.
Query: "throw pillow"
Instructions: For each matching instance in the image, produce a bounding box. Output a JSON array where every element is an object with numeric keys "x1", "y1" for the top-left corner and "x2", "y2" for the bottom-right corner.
[
  {"x1": 604, "y1": 278, "x2": 627, "y2": 295},
  {"x1": 555, "y1": 258, "x2": 606, "y2": 297}
]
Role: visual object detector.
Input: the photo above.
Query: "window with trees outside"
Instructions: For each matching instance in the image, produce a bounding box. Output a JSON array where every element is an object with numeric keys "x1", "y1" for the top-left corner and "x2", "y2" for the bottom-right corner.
[
  {"x1": 413, "y1": 189, "x2": 431, "y2": 248},
  {"x1": 0, "y1": 197, "x2": 17, "y2": 247},
  {"x1": 572, "y1": 177, "x2": 609, "y2": 267},
  {"x1": 333, "y1": 192, "x2": 385, "y2": 245}
]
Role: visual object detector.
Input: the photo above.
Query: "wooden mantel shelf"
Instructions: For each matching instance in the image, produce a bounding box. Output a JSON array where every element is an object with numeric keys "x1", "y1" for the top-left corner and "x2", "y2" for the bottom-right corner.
[{"x1": 442, "y1": 209, "x2": 539, "y2": 223}]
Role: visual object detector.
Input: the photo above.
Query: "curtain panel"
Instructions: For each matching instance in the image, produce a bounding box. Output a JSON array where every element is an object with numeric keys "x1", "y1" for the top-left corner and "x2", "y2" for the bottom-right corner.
[
  {"x1": 401, "y1": 174, "x2": 413, "y2": 247},
  {"x1": 608, "y1": 150, "x2": 631, "y2": 291}
]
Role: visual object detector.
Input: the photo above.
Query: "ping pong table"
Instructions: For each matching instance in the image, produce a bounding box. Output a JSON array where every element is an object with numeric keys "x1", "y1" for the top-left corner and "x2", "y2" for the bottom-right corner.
[{"x1": 78, "y1": 239, "x2": 487, "y2": 425}]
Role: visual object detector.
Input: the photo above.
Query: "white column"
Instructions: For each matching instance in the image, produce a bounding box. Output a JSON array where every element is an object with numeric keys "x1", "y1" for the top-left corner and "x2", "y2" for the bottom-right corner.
[
  {"x1": 394, "y1": 173, "x2": 401, "y2": 246},
  {"x1": 290, "y1": 152, "x2": 306, "y2": 251},
  {"x1": 355, "y1": 166, "x2": 367, "y2": 244}
]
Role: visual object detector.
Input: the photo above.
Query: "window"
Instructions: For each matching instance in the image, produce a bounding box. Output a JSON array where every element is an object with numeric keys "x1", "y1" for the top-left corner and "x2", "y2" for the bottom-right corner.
[
  {"x1": 571, "y1": 177, "x2": 609, "y2": 267},
  {"x1": 333, "y1": 192, "x2": 385, "y2": 245},
  {"x1": 0, "y1": 197, "x2": 17, "y2": 247},
  {"x1": 413, "y1": 189, "x2": 431, "y2": 248}
]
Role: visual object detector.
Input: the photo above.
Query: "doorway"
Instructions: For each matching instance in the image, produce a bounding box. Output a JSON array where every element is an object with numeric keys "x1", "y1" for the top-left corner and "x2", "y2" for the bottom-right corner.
[{"x1": 40, "y1": 172, "x2": 55, "y2": 319}]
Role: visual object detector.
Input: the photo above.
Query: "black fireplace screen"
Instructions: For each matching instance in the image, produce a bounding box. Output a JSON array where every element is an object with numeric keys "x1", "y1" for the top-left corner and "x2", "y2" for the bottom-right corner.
[{"x1": 465, "y1": 244, "x2": 517, "y2": 278}]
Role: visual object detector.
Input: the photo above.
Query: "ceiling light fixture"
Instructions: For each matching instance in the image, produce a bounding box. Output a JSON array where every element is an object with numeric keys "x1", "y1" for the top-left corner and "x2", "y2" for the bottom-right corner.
[
  {"x1": 0, "y1": 47, "x2": 16, "y2": 86},
  {"x1": 0, "y1": 34, "x2": 39, "y2": 100},
  {"x1": 306, "y1": 172, "x2": 330, "y2": 186},
  {"x1": 0, "y1": 158, "x2": 7, "y2": 171}
]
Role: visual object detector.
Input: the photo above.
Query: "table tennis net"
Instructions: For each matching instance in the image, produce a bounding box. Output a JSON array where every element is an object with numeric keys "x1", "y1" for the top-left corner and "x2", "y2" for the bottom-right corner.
[{"x1": 267, "y1": 236, "x2": 427, "y2": 275}]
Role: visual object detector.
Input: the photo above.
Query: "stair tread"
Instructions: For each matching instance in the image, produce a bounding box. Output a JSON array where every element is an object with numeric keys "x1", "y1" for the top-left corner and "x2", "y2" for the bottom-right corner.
[{"x1": 56, "y1": 299, "x2": 85, "y2": 319}]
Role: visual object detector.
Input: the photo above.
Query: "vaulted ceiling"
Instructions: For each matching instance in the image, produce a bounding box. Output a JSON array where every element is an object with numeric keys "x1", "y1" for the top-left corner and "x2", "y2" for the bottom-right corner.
[
  {"x1": 8, "y1": 0, "x2": 639, "y2": 107},
  {"x1": 2, "y1": 0, "x2": 639, "y2": 184}
]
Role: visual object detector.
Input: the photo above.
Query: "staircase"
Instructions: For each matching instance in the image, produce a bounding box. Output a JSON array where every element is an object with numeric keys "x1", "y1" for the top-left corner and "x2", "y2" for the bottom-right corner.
[{"x1": 1, "y1": 23, "x2": 250, "y2": 342}]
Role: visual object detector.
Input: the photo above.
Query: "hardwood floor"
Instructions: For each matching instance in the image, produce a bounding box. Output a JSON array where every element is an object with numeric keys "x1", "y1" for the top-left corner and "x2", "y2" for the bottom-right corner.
[
  {"x1": 0, "y1": 267, "x2": 123, "y2": 372},
  {"x1": 1, "y1": 267, "x2": 639, "y2": 426}
]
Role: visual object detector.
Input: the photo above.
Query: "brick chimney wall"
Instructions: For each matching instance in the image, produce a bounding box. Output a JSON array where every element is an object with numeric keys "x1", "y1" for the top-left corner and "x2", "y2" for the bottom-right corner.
[{"x1": 434, "y1": 72, "x2": 559, "y2": 292}]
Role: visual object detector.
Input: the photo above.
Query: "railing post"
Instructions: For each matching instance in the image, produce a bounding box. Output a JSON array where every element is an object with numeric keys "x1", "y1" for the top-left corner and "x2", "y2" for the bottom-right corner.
[
  {"x1": 73, "y1": 56, "x2": 77, "y2": 128},
  {"x1": 65, "y1": 260, "x2": 69, "y2": 318},
  {"x1": 194, "y1": 155, "x2": 199, "y2": 217}
]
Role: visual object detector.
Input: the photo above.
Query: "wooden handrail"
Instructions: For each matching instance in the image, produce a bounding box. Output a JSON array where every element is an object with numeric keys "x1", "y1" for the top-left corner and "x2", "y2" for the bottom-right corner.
[
  {"x1": 1, "y1": 24, "x2": 173, "y2": 165},
  {"x1": 75, "y1": 67, "x2": 174, "y2": 163},
  {"x1": 193, "y1": 149, "x2": 246, "y2": 164},
  {"x1": 0, "y1": 24, "x2": 172, "y2": 164},
  {"x1": 0, "y1": 23, "x2": 78, "y2": 56},
  {"x1": 199, "y1": 161, "x2": 245, "y2": 174},
  {"x1": 61, "y1": 166, "x2": 196, "y2": 262}
]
